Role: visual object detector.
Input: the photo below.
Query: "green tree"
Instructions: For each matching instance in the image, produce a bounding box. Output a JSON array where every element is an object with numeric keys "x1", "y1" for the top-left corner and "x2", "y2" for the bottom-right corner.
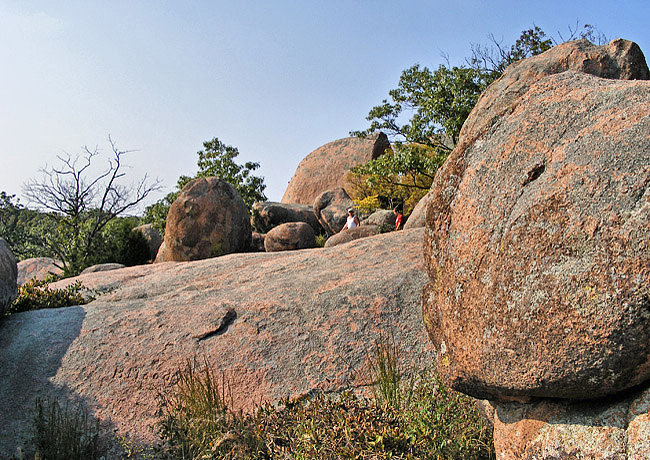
[
  {"x1": 143, "y1": 137, "x2": 266, "y2": 235},
  {"x1": 353, "y1": 26, "x2": 554, "y2": 151},
  {"x1": 23, "y1": 138, "x2": 160, "y2": 276},
  {"x1": 0, "y1": 191, "x2": 52, "y2": 260},
  {"x1": 347, "y1": 144, "x2": 447, "y2": 215},
  {"x1": 349, "y1": 26, "x2": 558, "y2": 215}
]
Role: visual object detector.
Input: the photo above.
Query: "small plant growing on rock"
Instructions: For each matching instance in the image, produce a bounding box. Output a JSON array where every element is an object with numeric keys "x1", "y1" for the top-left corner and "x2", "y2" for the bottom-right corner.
[
  {"x1": 32, "y1": 398, "x2": 103, "y2": 460},
  {"x1": 157, "y1": 343, "x2": 495, "y2": 459},
  {"x1": 6, "y1": 278, "x2": 92, "y2": 316}
]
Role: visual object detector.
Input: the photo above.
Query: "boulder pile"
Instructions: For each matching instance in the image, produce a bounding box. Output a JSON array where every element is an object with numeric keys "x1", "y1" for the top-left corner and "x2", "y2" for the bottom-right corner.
[{"x1": 422, "y1": 38, "x2": 650, "y2": 457}]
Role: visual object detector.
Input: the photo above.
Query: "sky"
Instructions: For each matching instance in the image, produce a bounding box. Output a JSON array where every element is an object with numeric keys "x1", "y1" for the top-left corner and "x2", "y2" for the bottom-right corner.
[{"x1": 1, "y1": 0, "x2": 648, "y2": 210}]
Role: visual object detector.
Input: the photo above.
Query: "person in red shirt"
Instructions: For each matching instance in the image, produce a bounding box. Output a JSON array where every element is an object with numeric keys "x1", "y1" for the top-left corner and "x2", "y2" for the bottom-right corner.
[{"x1": 393, "y1": 207, "x2": 403, "y2": 231}]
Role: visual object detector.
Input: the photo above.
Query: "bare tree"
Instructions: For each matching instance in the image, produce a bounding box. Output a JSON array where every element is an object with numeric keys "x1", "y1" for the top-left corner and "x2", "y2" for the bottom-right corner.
[{"x1": 23, "y1": 136, "x2": 161, "y2": 275}]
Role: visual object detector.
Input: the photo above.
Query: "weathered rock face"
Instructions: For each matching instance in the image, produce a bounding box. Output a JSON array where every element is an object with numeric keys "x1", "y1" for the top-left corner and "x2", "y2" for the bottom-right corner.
[
  {"x1": 423, "y1": 39, "x2": 650, "y2": 401},
  {"x1": 80, "y1": 263, "x2": 126, "y2": 275},
  {"x1": 155, "y1": 177, "x2": 251, "y2": 262},
  {"x1": 490, "y1": 386, "x2": 650, "y2": 459},
  {"x1": 313, "y1": 187, "x2": 355, "y2": 235},
  {"x1": 324, "y1": 225, "x2": 379, "y2": 248},
  {"x1": 132, "y1": 224, "x2": 162, "y2": 260},
  {"x1": 0, "y1": 238, "x2": 17, "y2": 316},
  {"x1": 282, "y1": 135, "x2": 388, "y2": 205},
  {"x1": 250, "y1": 232, "x2": 265, "y2": 252},
  {"x1": 0, "y1": 229, "x2": 433, "y2": 457},
  {"x1": 251, "y1": 201, "x2": 323, "y2": 234},
  {"x1": 16, "y1": 257, "x2": 63, "y2": 285},
  {"x1": 264, "y1": 222, "x2": 317, "y2": 252},
  {"x1": 404, "y1": 190, "x2": 433, "y2": 229},
  {"x1": 365, "y1": 209, "x2": 396, "y2": 230}
]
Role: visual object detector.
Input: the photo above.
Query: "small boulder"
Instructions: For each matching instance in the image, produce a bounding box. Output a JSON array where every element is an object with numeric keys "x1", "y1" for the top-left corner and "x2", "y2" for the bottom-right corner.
[
  {"x1": 251, "y1": 202, "x2": 323, "y2": 234},
  {"x1": 156, "y1": 177, "x2": 252, "y2": 262},
  {"x1": 365, "y1": 209, "x2": 396, "y2": 231},
  {"x1": 313, "y1": 188, "x2": 355, "y2": 235},
  {"x1": 490, "y1": 386, "x2": 650, "y2": 459},
  {"x1": 264, "y1": 222, "x2": 316, "y2": 252},
  {"x1": 16, "y1": 258, "x2": 63, "y2": 285},
  {"x1": 324, "y1": 225, "x2": 379, "y2": 248},
  {"x1": 81, "y1": 263, "x2": 126, "y2": 275},
  {"x1": 0, "y1": 238, "x2": 18, "y2": 316},
  {"x1": 132, "y1": 224, "x2": 162, "y2": 260},
  {"x1": 404, "y1": 190, "x2": 433, "y2": 229}
]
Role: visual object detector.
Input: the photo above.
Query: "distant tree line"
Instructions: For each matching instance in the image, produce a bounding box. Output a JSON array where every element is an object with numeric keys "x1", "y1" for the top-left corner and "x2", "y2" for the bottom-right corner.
[{"x1": 1, "y1": 136, "x2": 267, "y2": 277}]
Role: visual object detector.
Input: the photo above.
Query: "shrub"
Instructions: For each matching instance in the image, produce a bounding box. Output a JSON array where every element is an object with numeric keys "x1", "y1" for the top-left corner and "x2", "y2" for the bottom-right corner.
[
  {"x1": 6, "y1": 278, "x2": 92, "y2": 316},
  {"x1": 157, "y1": 342, "x2": 495, "y2": 459}
]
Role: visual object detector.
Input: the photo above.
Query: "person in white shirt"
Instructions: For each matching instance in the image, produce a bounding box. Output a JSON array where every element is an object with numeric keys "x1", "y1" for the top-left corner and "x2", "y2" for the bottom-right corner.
[{"x1": 345, "y1": 208, "x2": 360, "y2": 229}]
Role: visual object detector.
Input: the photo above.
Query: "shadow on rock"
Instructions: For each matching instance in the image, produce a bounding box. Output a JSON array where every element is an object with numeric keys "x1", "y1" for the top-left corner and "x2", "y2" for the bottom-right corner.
[{"x1": 0, "y1": 307, "x2": 120, "y2": 459}]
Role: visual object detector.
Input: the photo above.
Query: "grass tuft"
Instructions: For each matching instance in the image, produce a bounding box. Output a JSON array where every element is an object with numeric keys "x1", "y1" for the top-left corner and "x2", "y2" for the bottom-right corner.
[{"x1": 32, "y1": 398, "x2": 103, "y2": 460}]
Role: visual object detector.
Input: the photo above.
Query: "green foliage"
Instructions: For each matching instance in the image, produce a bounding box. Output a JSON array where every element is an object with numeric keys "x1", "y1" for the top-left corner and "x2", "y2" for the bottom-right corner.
[
  {"x1": 32, "y1": 398, "x2": 103, "y2": 460},
  {"x1": 352, "y1": 26, "x2": 556, "y2": 151},
  {"x1": 348, "y1": 144, "x2": 446, "y2": 215},
  {"x1": 0, "y1": 192, "x2": 52, "y2": 260},
  {"x1": 7, "y1": 278, "x2": 91, "y2": 316},
  {"x1": 314, "y1": 233, "x2": 328, "y2": 248},
  {"x1": 352, "y1": 64, "x2": 485, "y2": 149},
  {"x1": 157, "y1": 344, "x2": 494, "y2": 459},
  {"x1": 142, "y1": 137, "x2": 266, "y2": 236},
  {"x1": 99, "y1": 217, "x2": 152, "y2": 266},
  {"x1": 142, "y1": 192, "x2": 179, "y2": 237}
]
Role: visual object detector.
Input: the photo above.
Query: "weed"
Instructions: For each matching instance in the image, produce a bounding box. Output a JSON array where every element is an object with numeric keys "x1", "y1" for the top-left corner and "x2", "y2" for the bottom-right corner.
[
  {"x1": 32, "y1": 398, "x2": 103, "y2": 460},
  {"x1": 314, "y1": 233, "x2": 328, "y2": 247}
]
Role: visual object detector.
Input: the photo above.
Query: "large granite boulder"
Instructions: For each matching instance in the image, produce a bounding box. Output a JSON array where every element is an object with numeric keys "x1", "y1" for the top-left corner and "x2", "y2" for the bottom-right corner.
[
  {"x1": 251, "y1": 201, "x2": 323, "y2": 234},
  {"x1": 0, "y1": 229, "x2": 433, "y2": 456},
  {"x1": 132, "y1": 224, "x2": 162, "y2": 260},
  {"x1": 423, "y1": 39, "x2": 650, "y2": 401},
  {"x1": 16, "y1": 257, "x2": 63, "y2": 285},
  {"x1": 313, "y1": 188, "x2": 355, "y2": 235},
  {"x1": 282, "y1": 135, "x2": 388, "y2": 205},
  {"x1": 0, "y1": 238, "x2": 17, "y2": 316},
  {"x1": 155, "y1": 177, "x2": 251, "y2": 262},
  {"x1": 264, "y1": 222, "x2": 317, "y2": 252},
  {"x1": 489, "y1": 386, "x2": 650, "y2": 459},
  {"x1": 324, "y1": 225, "x2": 379, "y2": 248}
]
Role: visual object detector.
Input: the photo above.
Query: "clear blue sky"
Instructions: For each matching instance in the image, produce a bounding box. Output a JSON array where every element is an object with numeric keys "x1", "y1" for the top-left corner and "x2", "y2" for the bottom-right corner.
[{"x1": 1, "y1": 0, "x2": 648, "y2": 208}]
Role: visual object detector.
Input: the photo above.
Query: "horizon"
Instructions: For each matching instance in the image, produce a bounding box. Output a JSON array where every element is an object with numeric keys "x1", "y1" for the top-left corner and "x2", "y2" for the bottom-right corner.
[{"x1": 1, "y1": 0, "x2": 649, "y2": 212}]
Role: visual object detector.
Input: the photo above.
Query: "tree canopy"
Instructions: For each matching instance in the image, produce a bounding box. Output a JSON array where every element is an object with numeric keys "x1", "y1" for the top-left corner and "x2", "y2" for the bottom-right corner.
[
  {"x1": 348, "y1": 26, "x2": 561, "y2": 215},
  {"x1": 143, "y1": 137, "x2": 266, "y2": 236}
]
